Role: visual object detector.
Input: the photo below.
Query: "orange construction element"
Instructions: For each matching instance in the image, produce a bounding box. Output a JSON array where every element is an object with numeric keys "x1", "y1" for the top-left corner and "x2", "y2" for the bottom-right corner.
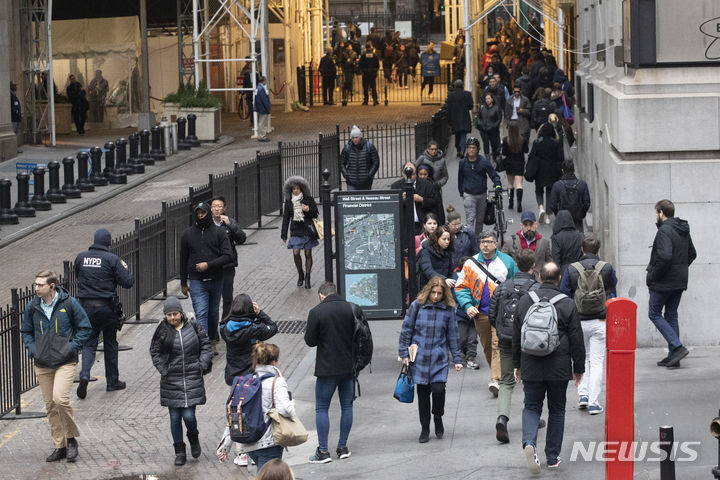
[{"x1": 605, "y1": 297, "x2": 637, "y2": 479}]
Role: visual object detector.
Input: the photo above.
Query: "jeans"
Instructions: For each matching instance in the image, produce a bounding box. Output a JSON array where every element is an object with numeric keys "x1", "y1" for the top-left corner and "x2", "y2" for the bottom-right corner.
[
  {"x1": 362, "y1": 75, "x2": 378, "y2": 103},
  {"x1": 457, "y1": 319, "x2": 478, "y2": 361},
  {"x1": 578, "y1": 320, "x2": 606, "y2": 406},
  {"x1": 398, "y1": 72, "x2": 408, "y2": 87},
  {"x1": 79, "y1": 302, "x2": 119, "y2": 384},
  {"x1": 522, "y1": 380, "x2": 568, "y2": 465},
  {"x1": 421, "y1": 76, "x2": 435, "y2": 95},
  {"x1": 315, "y1": 374, "x2": 354, "y2": 452},
  {"x1": 189, "y1": 277, "x2": 224, "y2": 341},
  {"x1": 462, "y1": 193, "x2": 488, "y2": 238},
  {"x1": 221, "y1": 267, "x2": 236, "y2": 321},
  {"x1": 454, "y1": 132, "x2": 468, "y2": 156},
  {"x1": 322, "y1": 76, "x2": 335, "y2": 104},
  {"x1": 346, "y1": 181, "x2": 373, "y2": 191},
  {"x1": 479, "y1": 128, "x2": 500, "y2": 158},
  {"x1": 648, "y1": 289, "x2": 683, "y2": 351},
  {"x1": 248, "y1": 445, "x2": 283, "y2": 473},
  {"x1": 168, "y1": 406, "x2": 198, "y2": 444},
  {"x1": 417, "y1": 382, "x2": 446, "y2": 428},
  {"x1": 497, "y1": 347, "x2": 516, "y2": 419}
]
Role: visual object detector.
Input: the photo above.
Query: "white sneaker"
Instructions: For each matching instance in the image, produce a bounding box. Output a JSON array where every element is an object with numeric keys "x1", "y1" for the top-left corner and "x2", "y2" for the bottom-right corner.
[
  {"x1": 488, "y1": 381, "x2": 499, "y2": 397},
  {"x1": 234, "y1": 453, "x2": 248, "y2": 466},
  {"x1": 545, "y1": 214, "x2": 551, "y2": 224},
  {"x1": 524, "y1": 444, "x2": 541, "y2": 474},
  {"x1": 538, "y1": 208, "x2": 547, "y2": 224}
]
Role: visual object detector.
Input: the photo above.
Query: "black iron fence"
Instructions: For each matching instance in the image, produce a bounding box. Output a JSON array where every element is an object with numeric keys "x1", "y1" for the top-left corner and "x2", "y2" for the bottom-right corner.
[{"x1": 0, "y1": 119, "x2": 445, "y2": 418}]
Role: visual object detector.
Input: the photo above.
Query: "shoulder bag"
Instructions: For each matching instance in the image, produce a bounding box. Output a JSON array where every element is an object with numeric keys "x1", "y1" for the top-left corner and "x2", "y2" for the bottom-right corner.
[{"x1": 267, "y1": 377, "x2": 308, "y2": 447}]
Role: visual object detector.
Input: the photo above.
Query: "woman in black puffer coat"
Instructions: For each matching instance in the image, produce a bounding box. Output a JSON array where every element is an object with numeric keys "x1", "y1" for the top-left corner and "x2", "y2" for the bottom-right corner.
[
  {"x1": 416, "y1": 226, "x2": 455, "y2": 292},
  {"x1": 281, "y1": 176, "x2": 319, "y2": 289},
  {"x1": 150, "y1": 296, "x2": 213, "y2": 466},
  {"x1": 524, "y1": 121, "x2": 564, "y2": 223},
  {"x1": 220, "y1": 293, "x2": 278, "y2": 386}
]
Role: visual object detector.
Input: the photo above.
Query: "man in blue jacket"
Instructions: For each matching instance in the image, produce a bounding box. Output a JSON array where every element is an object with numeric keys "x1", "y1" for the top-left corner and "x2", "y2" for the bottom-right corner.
[
  {"x1": 457, "y1": 137, "x2": 502, "y2": 237},
  {"x1": 74, "y1": 228, "x2": 134, "y2": 399},
  {"x1": 21, "y1": 270, "x2": 92, "y2": 463},
  {"x1": 254, "y1": 76, "x2": 271, "y2": 142},
  {"x1": 420, "y1": 42, "x2": 440, "y2": 97}
]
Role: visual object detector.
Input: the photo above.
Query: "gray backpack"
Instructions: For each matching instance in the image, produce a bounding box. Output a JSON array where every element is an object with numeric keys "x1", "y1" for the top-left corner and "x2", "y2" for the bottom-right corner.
[
  {"x1": 571, "y1": 261, "x2": 607, "y2": 315},
  {"x1": 520, "y1": 291, "x2": 565, "y2": 356}
]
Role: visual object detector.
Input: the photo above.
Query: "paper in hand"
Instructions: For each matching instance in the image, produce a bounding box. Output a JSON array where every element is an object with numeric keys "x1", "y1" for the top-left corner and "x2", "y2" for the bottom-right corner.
[{"x1": 408, "y1": 344, "x2": 418, "y2": 363}]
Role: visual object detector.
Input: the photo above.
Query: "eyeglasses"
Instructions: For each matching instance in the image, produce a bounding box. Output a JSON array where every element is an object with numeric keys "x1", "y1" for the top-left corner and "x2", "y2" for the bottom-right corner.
[
  {"x1": 428, "y1": 147, "x2": 438, "y2": 151},
  {"x1": 33, "y1": 282, "x2": 49, "y2": 288}
]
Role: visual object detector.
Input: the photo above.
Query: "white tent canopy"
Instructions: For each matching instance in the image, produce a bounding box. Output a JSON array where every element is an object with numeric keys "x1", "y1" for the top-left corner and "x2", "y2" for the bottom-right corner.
[{"x1": 52, "y1": 16, "x2": 141, "y2": 59}]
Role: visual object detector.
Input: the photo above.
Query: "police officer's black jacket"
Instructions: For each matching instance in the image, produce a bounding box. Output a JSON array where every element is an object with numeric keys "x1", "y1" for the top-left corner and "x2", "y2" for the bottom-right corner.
[
  {"x1": 179, "y1": 216, "x2": 233, "y2": 286},
  {"x1": 74, "y1": 245, "x2": 134, "y2": 299},
  {"x1": 358, "y1": 50, "x2": 380, "y2": 75}
]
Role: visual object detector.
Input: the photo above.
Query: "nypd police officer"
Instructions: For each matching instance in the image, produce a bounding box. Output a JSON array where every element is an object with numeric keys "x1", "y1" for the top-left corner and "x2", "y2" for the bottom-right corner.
[{"x1": 74, "y1": 228, "x2": 134, "y2": 399}]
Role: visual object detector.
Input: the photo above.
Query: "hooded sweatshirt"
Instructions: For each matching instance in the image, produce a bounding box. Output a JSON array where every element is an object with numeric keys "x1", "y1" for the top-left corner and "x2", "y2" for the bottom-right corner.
[
  {"x1": 414, "y1": 149, "x2": 449, "y2": 187},
  {"x1": 74, "y1": 228, "x2": 134, "y2": 299},
  {"x1": 551, "y1": 210, "x2": 583, "y2": 274},
  {"x1": 179, "y1": 208, "x2": 234, "y2": 286},
  {"x1": 647, "y1": 217, "x2": 697, "y2": 291}
]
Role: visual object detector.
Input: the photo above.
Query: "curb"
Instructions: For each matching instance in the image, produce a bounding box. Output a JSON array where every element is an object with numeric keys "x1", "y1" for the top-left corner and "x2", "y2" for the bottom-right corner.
[{"x1": 0, "y1": 136, "x2": 235, "y2": 250}]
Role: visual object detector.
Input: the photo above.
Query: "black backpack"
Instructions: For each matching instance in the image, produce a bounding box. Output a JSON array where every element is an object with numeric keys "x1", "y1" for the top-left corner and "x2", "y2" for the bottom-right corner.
[
  {"x1": 496, "y1": 277, "x2": 537, "y2": 343},
  {"x1": 532, "y1": 99, "x2": 552, "y2": 128},
  {"x1": 560, "y1": 179, "x2": 583, "y2": 221},
  {"x1": 350, "y1": 303, "x2": 373, "y2": 399}
]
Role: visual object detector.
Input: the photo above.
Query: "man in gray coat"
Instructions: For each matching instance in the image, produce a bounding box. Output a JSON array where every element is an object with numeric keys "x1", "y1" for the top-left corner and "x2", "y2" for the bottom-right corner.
[{"x1": 504, "y1": 85, "x2": 531, "y2": 141}]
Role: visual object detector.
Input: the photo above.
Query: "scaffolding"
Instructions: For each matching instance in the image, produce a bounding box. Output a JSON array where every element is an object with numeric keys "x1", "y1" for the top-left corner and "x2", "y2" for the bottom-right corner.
[
  {"x1": 177, "y1": 0, "x2": 196, "y2": 87},
  {"x1": 20, "y1": 0, "x2": 56, "y2": 146}
]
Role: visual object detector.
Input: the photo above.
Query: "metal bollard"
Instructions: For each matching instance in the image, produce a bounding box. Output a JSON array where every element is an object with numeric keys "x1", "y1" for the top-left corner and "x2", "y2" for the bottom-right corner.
[
  {"x1": 186, "y1": 113, "x2": 200, "y2": 146},
  {"x1": 128, "y1": 133, "x2": 145, "y2": 174},
  {"x1": 104, "y1": 142, "x2": 127, "y2": 184},
  {"x1": 150, "y1": 125, "x2": 166, "y2": 161},
  {"x1": 46, "y1": 161, "x2": 67, "y2": 203},
  {"x1": 31, "y1": 166, "x2": 52, "y2": 210},
  {"x1": 659, "y1": 426, "x2": 675, "y2": 480},
  {"x1": 61, "y1": 156, "x2": 81, "y2": 198},
  {"x1": 14, "y1": 172, "x2": 35, "y2": 217},
  {"x1": 160, "y1": 117, "x2": 173, "y2": 156},
  {"x1": 89, "y1": 146, "x2": 109, "y2": 186},
  {"x1": 115, "y1": 138, "x2": 133, "y2": 175},
  {"x1": 76, "y1": 151, "x2": 95, "y2": 192},
  {"x1": 171, "y1": 122, "x2": 178, "y2": 153},
  {"x1": 139, "y1": 129, "x2": 154, "y2": 165},
  {"x1": 0, "y1": 179, "x2": 19, "y2": 224},
  {"x1": 176, "y1": 117, "x2": 191, "y2": 150}
]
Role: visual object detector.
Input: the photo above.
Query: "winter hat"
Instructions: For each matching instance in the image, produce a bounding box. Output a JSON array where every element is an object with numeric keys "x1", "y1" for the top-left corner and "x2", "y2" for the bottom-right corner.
[
  {"x1": 350, "y1": 125, "x2": 362, "y2": 138},
  {"x1": 194, "y1": 202, "x2": 210, "y2": 213},
  {"x1": 163, "y1": 296, "x2": 184, "y2": 315},
  {"x1": 93, "y1": 228, "x2": 112, "y2": 247}
]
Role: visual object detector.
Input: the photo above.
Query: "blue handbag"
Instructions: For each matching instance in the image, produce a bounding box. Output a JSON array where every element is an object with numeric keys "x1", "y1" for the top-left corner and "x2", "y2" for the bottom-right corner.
[{"x1": 393, "y1": 364, "x2": 415, "y2": 403}]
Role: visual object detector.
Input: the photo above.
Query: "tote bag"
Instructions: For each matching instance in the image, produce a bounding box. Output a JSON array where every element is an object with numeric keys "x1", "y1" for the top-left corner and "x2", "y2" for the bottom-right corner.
[{"x1": 393, "y1": 364, "x2": 415, "y2": 403}]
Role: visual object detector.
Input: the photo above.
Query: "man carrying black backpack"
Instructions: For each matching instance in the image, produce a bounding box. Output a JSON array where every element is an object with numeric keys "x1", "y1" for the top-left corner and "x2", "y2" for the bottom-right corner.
[
  {"x1": 488, "y1": 248, "x2": 540, "y2": 444},
  {"x1": 549, "y1": 159, "x2": 591, "y2": 231},
  {"x1": 559, "y1": 234, "x2": 616, "y2": 415}
]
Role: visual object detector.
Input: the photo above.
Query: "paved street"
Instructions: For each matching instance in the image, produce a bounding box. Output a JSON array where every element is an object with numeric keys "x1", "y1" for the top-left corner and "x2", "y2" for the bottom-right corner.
[{"x1": 0, "y1": 105, "x2": 718, "y2": 480}]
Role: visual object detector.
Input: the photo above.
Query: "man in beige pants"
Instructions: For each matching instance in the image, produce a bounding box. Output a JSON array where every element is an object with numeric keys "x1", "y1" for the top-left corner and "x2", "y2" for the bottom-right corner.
[{"x1": 20, "y1": 270, "x2": 92, "y2": 462}]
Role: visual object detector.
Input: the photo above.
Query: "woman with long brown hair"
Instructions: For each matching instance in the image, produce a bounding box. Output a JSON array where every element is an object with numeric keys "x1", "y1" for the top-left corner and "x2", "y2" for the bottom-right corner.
[
  {"x1": 501, "y1": 120, "x2": 529, "y2": 212},
  {"x1": 398, "y1": 277, "x2": 463, "y2": 443}
]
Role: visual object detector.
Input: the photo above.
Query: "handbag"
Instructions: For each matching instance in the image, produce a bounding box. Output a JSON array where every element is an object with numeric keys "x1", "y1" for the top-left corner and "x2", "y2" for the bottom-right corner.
[
  {"x1": 393, "y1": 364, "x2": 415, "y2": 403},
  {"x1": 312, "y1": 218, "x2": 325, "y2": 240},
  {"x1": 561, "y1": 95, "x2": 574, "y2": 125},
  {"x1": 267, "y1": 377, "x2": 308, "y2": 447},
  {"x1": 494, "y1": 155, "x2": 506, "y2": 173}
]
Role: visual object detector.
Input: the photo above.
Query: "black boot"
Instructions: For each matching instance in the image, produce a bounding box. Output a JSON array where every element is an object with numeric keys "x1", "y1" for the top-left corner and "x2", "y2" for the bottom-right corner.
[
  {"x1": 46, "y1": 447, "x2": 67, "y2": 462},
  {"x1": 297, "y1": 269, "x2": 305, "y2": 287},
  {"x1": 418, "y1": 426, "x2": 430, "y2": 443},
  {"x1": 66, "y1": 437, "x2": 79, "y2": 462},
  {"x1": 304, "y1": 272, "x2": 311, "y2": 289},
  {"x1": 174, "y1": 442, "x2": 187, "y2": 466},
  {"x1": 496, "y1": 415, "x2": 510, "y2": 444},
  {"x1": 434, "y1": 416, "x2": 444, "y2": 439},
  {"x1": 187, "y1": 433, "x2": 201, "y2": 459},
  {"x1": 508, "y1": 188, "x2": 514, "y2": 210},
  {"x1": 516, "y1": 188, "x2": 523, "y2": 213}
]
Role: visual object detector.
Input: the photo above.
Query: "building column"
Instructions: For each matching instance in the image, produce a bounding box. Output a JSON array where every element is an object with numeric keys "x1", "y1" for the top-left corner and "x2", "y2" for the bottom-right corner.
[{"x1": 0, "y1": 0, "x2": 18, "y2": 162}]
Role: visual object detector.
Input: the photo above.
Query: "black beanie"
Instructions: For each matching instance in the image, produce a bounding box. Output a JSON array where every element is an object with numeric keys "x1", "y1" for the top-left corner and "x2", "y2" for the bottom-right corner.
[{"x1": 93, "y1": 228, "x2": 112, "y2": 247}]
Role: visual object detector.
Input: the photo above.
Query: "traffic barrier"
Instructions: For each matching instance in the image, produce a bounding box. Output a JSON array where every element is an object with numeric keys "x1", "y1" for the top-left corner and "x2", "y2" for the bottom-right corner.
[
  {"x1": 150, "y1": 125, "x2": 166, "y2": 161},
  {"x1": 115, "y1": 138, "x2": 133, "y2": 175},
  {"x1": 128, "y1": 133, "x2": 145, "y2": 174},
  {"x1": 186, "y1": 114, "x2": 200, "y2": 147},
  {"x1": 76, "y1": 151, "x2": 95, "y2": 192},
  {"x1": 89, "y1": 146, "x2": 108, "y2": 187},
  {"x1": 104, "y1": 142, "x2": 127, "y2": 184},
  {"x1": 139, "y1": 129, "x2": 154, "y2": 165},
  {"x1": 176, "y1": 117, "x2": 191, "y2": 150},
  {"x1": 14, "y1": 172, "x2": 35, "y2": 217},
  {"x1": 46, "y1": 161, "x2": 67, "y2": 203},
  {"x1": 61, "y1": 156, "x2": 81, "y2": 198},
  {"x1": 0, "y1": 179, "x2": 19, "y2": 224},
  {"x1": 31, "y1": 166, "x2": 51, "y2": 210},
  {"x1": 605, "y1": 297, "x2": 637, "y2": 480}
]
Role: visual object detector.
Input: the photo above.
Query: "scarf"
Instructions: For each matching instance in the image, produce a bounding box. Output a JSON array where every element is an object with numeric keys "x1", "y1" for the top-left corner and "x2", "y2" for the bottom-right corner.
[{"x1": 291, "y1": 193, "x2": 304, "y2": 221}]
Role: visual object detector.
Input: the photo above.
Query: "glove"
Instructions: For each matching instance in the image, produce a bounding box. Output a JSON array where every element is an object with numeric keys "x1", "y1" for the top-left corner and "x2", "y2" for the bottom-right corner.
[{"x1": 495, "y1": 184, "x2": 502, "y2": 190}]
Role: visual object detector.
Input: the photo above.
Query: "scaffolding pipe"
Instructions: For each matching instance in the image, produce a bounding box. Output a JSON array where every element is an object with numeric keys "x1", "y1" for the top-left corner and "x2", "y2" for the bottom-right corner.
[
  {"x1": 204, "y1": 0, "x2": 211, "y2": 86},
  {"x1": 47, "y1": 0, "x2": 55, "y2": 146},
  {"x1": 193, "y1": 0, "x2": 200, "y2": 89},
  {"x1": 251, "y1": 0, "x2": 258, "y2": 138}
]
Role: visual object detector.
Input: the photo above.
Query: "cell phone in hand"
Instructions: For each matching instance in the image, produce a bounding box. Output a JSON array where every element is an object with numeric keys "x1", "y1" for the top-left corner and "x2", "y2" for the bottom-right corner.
[{"x1": 288, "y1": 391, "x2": 293, "y2": 401}]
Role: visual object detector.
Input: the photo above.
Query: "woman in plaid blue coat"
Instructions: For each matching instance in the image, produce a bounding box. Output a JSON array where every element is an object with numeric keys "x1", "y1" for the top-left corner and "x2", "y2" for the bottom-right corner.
[{"x1": 399, "y1": 276, "x2": 463, "y2": 443}]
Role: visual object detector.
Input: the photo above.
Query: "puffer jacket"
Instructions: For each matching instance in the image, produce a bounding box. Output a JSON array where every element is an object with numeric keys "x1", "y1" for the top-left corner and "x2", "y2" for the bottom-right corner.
[
  {"x1": 414, "y1": 149, "x2": 449, "y2": 187},
  {"x1": 219, "y1": 364, "x2": 296, "y2": 455},
  {"x1": 477, "y1": 103, "x2": 502, "y2": 132},
  {"x1": 150, "y1": 316, "x2": 213, "y2": 408},
  {"x1": 21, "y1": 286, "x2": 92, "y2": 366},
  {"x1": 524, "y1": 124, "x2": 563, "y2": 188},
  {"x1": 416, "y1": 239, "x2": 453, "y2": 291},
  {"x1": 220, "y1": 311, "x2": 278, "y2": 385},
  {"x1": 339, "y1": 139, "x2": 380, "y2": 187},
  {"x1": 646, "y1": 217, "x2": 697, "y2": 292},
  {"x1": 280, "y1": 176, "x2": 319, "y2": 240},
  {"x1": 551, "y1": 210, "x2": 584, "y2": 275}
]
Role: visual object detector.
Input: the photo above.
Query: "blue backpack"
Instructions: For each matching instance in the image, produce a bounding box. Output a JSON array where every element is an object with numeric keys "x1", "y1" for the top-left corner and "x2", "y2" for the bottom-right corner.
[{"x1": 226, "y1": 373, "x2": 274, "y2": 443}]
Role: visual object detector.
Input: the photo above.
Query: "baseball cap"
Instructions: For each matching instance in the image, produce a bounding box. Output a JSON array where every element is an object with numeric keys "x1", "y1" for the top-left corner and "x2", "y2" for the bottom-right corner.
[{"x1": 521, "y1": 211, "x2": 536, "y2": 223}]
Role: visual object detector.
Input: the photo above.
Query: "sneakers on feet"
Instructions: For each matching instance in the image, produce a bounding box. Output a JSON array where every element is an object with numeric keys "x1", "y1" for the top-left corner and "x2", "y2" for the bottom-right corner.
[
  {"x1": 309, "y1": 448, "x2": 332, "y2": 464},
  {"x1": 336, "y1": 446, "x2": 351, "y2": 459},
  {"x1": 588, "y1": 404, "x2": 604, "y2": 415},
  {"x1": 488, "y1": 381, "x2": 499, "y2": 397},
  {"x1": 538, "y1": 209, "x2": 547, "y2": 225},
  {"x1": 665, "y1": 346, "x2": 689, "y2": 367},
  {"x1": 578, "y1": 395, "x2": 589, "y2": 409},
  {"x1": 234, "y1": 453, "x2": 248, "y2": 466},
  {"x1": 466, "y1": 360, "x2": 480, "y2": 370},
  {"x1": 548, "y1": 458, "x2": 562, "y2": 468},
  {"x1": 524, "y1": 444, "x2": 541, "y2": 474}
]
